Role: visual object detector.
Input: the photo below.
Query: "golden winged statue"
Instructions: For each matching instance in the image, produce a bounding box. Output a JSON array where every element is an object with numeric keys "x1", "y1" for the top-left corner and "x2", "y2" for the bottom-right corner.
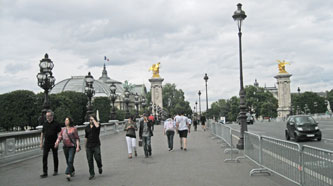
[
  {"x1": 149, "y1": 62, "x2": 161, "y2": 78},
  {"x1": 277, "y1": 60, "x2": 290, "y2": 73}
]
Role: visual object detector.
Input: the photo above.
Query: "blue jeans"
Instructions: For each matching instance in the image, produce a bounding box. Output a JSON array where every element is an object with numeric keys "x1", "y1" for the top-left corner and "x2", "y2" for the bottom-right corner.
[
  {"x1": 63, "y1": 147, "x2": 76, "y2": 175},
  {"x1": 142, "y1": 136, "x2": 151, "y2": 156},
  {"x1": 166, "y1": 131, "x2": 175, "y2": 149}
]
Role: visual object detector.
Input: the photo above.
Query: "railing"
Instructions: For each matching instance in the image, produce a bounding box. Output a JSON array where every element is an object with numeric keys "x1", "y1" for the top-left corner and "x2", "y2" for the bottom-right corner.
[
  {"x1": 244, "y1": 131, "x2": 333, "y2": 186},
  {"x1": 207, "y1": 120, "x2": 241, "y2": 163},
  {"x1": 0, "y1": 120, "x2": 126, "y2": 166}
]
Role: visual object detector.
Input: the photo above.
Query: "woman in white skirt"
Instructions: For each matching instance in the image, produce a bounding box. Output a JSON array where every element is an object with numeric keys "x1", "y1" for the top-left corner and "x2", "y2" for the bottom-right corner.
[{"x1": 124, "y1": 116, "x2": 138, "y2": 159}]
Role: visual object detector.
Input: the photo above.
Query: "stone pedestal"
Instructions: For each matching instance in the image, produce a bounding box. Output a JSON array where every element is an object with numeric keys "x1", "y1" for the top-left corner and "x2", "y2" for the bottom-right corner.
[
  {"x1": 274, "y1": 73, "x2": 292, "y2": 120},
  {"x1": 149, "y1": 77, "x2": 164, "y2": 115}
]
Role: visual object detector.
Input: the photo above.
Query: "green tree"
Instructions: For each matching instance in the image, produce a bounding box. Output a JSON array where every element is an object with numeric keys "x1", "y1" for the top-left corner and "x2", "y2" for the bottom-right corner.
[
  {"x1": 244, "y1": 85, "x2": 278, "y2": 118},
  {"x1": 0, "y1": 90, "x2": 37, "y2": 131},
  {"x1": 162, "y1": 83, "x2": 192, "y2": 116},
  {"x1": 292, "y1": 92, "x2": 326, "y2": 114},
  {"x1": 93, "y1": 97, "x2": 111, "y2": 123}
]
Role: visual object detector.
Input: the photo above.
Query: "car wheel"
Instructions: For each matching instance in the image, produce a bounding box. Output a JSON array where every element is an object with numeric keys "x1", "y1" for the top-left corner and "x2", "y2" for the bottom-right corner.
[{"x1": 285, "y1": 130, "x2": 290, "y2": 140}]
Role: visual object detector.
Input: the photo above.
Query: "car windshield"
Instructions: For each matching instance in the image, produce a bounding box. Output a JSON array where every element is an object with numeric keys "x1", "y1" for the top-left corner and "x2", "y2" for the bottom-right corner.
[{"x1": 295, "y1": 116, "x2": 316, "y2": 125}]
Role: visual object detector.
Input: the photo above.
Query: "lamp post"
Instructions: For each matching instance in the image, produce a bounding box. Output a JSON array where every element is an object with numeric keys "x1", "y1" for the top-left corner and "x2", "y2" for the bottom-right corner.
[
  {"x1": 141, "y1": 97, "x2": 147, "y2": 113},
  {"x1": 36, "y1": 53, "x2": 56, "y2": 124},
  {"x1": 195, "y1": 101, "x2": 198, "y2": 114},
  {"x1": 297, "y1": 87, "x2": 301, "y2": 94},
  {"x1": 198, "y1": 90, "x2": 202, "y2": 118},
  {"x1": 134, "y1": 93, "x2": 140, "y2": 117},
  {"x1": 233, "y1": 3, "x2": 247, "y2": 149},
  {"x1": 109, "y1": 83, "x2": 117, "y2": 120},
  {"x1": 204, "y1": 73, "x2": 209, "y2": 112},
  {"x1": 124, "y1": 89, "x2": 130, "y2": 118},
  {"x1": 84, "y1": 72, "x2": 95, "y2": 121}
]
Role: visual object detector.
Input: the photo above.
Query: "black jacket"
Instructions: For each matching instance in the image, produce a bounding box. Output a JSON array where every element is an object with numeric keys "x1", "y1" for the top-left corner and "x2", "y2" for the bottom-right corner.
[{"x1": 139, "y1": 119, "x2": 154, "y2": 139}]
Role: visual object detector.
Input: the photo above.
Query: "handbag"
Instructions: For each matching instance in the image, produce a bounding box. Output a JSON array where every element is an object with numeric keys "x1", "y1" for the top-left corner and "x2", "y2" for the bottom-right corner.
[
  {"x1": 138, "y1": 140, "x2": 143, "y2": 147},
  {"x1": 66, "y1": 129, "x2": 81, "y2": 151}
]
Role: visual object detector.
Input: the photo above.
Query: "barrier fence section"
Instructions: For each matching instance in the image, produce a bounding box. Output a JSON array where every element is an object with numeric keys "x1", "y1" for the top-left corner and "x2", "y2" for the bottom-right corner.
[
  {"x1": 207, "y1": 120, "x2": 240, "y2": 163},
  {"x1": 244, "y1": 131, "x2": 333, "y2": 186},
  {"x1": 302, "y1": 145, "x2": 333, "y2": 186},
  {"x1": 0, "y1": 121, "x2": 126, "y2": 166}
]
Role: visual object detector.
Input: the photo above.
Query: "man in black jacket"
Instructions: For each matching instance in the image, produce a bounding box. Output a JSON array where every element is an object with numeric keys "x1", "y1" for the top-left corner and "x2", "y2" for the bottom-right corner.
[
  {"x1": 139, "y1": 114, "x2": 154, "y2": 158},
  {"x1": 40, "y1": 110, "x2": 61, "y2": 178}
]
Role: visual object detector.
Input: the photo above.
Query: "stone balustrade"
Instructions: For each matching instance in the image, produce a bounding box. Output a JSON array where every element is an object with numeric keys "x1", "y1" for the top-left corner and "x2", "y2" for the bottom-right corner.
[{"x1": 0, "y1": 120, "x2": 126, "y2": 166}]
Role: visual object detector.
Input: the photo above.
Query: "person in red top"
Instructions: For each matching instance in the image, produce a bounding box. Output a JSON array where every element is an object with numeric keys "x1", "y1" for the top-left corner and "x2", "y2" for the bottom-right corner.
[
  {"x1": 55, "y1": 117, "x2": 80, "y2": 181},
  {"x1": 148, "y1": 114, "x2": 155, "y2": 122}
]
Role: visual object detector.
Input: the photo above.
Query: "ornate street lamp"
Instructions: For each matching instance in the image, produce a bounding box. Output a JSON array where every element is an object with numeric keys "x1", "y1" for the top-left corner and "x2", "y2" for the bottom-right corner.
[
  {"x1": 124, "y1": 88, "x2": 130, "y2": 118},
  {"x1": 36, "y1": 53, "x2": 56, "y2": 124},
  {"x1": 297, "y1": 87, "x2": 301, "y2": 94},
  {"x1": 204, "y1": 73, "x2": 209, "y2": 112},
  {"x1": 109, "y1": 83, "x2": 117, "y2": 120},
  {"x1": 198, "y1": 90, "x2": 202, "y2": 118},
  {"x1": 84, "y1": 72, "x2": 95, "y2": 121},
  {"x1": 141, "y1": 97, "x2": 147, "y2": 113},
  {"x1": 195, "y1": 101, "x2": 198, "y2": 114},
  {"x1": 134, "y1": 93, "x2": 140, "y2": 117},
  {"x1": 233, "y1": 3, "x2": 247, "y2": 149}
]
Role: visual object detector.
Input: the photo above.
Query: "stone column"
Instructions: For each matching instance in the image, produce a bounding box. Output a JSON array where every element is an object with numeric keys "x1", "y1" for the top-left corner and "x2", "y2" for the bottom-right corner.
[
  {"x1": 274, "y1": 73, "x2": 292, "y2": 120},
  {"x1": 149, "y1": 77, "x2": 164, "y2": 115}
]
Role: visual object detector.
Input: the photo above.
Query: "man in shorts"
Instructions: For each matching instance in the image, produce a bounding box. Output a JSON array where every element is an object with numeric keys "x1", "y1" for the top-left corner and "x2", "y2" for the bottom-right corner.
[{"x1": 175, "y1": 112, "x2": 190, "y2": 151}]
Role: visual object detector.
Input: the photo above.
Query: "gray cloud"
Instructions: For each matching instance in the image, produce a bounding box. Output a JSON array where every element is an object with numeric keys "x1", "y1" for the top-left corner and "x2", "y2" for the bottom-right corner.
[{"x1": 1, "y1": 0, "x2": 333, "y2": 110}]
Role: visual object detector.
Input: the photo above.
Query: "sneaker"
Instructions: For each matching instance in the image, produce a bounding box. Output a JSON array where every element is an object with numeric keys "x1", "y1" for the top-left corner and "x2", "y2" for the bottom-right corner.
[
  {"x1": 170, "y1": 148, "x2": 173, "y2": 152},
  {"x1": 66, "y1": 175, "x2": 71, "y2": 181},
  {"x1": 71, "y1": 171, "x2": 75, "y2": 177},
  {"x1": 53, "y1": 171, "x2": 58, "y2": 176},
  {"x1": 168, "y1": 149, "x2": 171, "y2": 151},
  {"x1": 180, "y1": 147, "x2": 183, "y2": 150},
  {"x1": 134, "y1": 151, "x2": 138, "y2": 157},
  {"x1": 89, "y1": 175, "x2": 95, "y2": 180},
  {"x1": 99, "y1": 168, "x2": 103, "y2": 174},
  {"x1": 40, "y1": 173, "x2": 48, "y2": 178},
  {"x1": 184, "y1": 148, "x2": 187, "y2": 151}
]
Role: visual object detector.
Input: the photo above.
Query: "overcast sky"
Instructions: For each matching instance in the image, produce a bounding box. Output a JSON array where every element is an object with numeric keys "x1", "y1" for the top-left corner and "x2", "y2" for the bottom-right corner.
[{"x1": 1, "y1": 0, "x2": 333, "y2": 111}]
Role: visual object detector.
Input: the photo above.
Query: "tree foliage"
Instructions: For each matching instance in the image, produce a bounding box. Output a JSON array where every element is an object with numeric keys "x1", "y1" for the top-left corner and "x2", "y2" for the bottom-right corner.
[
  {"x1": 162, "y1": 83, "x2": 192, "y2": 116},
  {"x1": 291, "y1": 91, "x2": 326, "y2": 114},
  {"x1": 93, "y1": 97, "x2": 111, "y2": 123}
]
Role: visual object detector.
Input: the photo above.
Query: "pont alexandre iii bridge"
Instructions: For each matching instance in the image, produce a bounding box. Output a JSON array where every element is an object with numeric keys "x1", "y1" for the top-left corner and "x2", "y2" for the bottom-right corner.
[{"x1": 0, "y1": 120, "x2": 331, "y2": 186}]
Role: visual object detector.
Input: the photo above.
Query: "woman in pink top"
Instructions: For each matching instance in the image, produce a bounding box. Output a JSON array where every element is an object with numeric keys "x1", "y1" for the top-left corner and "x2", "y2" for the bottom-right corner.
[{"x1": 55, "y1": 117, "x2": 80, "y2": 181}]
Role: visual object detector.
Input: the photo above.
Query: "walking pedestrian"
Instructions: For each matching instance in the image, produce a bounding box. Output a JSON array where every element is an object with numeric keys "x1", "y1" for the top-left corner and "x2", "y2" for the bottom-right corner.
[
  {"x1": 85, "y1": 115, "x2": 103, "y2": 180},
  {"x1": 163, "y1": 114, "x2": 176, "y2": 151},
  {"x1": 40, "y1": 110, "x2": 61, "y2": 178},
  {"x1": 201, "y1": 114, "x2": 207, "y2": 131},
  {"x1": 54, "y1": 117, "x2": 80, "y2": 181},
  {"x1": 139, "y1": 114, "x2": 154, "y2": 158},
  {"x1": 175, "y1": 112, "x2": 190, "y2": 151},
  {"x1": 193, "y1": 114, "x2": 198, "y2": 131},
  {"x1": 124, "y1": 115, "x2": 138, "y2": 159}
]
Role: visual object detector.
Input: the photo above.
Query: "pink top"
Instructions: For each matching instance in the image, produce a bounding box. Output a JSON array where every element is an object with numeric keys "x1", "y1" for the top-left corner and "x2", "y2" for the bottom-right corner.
[{"x1": 57, "y1": 127, "x2": 79, "y2": 147}]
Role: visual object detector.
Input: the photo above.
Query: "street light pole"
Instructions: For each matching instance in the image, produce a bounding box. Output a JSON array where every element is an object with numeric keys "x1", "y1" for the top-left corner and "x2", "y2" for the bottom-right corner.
[
  {"x1": 233, "y1": 3, "x2": 247, "y2": 150},
  {"x1": 195, "y1": 101, "x2": 198, "y2": 114},
  {"x1": 198, "y1": 90, "x2": 202, "y2": 118},
  {"x1": 36, "y1": 53, "x2": 56, "y2": 124},
  {"x1": 204, "y1": 73, "x2": 209, "y2": 112},
  {"x1": 84, "y1": 72, "x2": 95, "y2": 121},
  {"x1": 109, "y1": 83, "x2": 117, "y2": 120}
]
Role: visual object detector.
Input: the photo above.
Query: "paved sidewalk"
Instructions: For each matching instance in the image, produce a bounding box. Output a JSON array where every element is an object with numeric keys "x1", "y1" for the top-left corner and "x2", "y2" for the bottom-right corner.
[{"x1": 0, "y1": 125, "x2": 296, "y2": 186}]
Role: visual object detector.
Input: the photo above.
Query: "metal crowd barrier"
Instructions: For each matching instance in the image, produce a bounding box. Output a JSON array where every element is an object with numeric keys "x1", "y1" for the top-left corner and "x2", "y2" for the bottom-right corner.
[
  {"x1": 207, "y1": 120, "x2": 240, "y2": 163},
  {"x1": 244, "y1": 131, "x2": 333, "y2": 186},
  {"x1": 302, "y1": 145, "x2": 333, "y2": 186}
]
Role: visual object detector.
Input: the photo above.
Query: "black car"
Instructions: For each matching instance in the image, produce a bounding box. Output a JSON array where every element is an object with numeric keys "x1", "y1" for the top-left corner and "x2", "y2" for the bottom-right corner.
[{"x1": 285, "y1": 115, "x2": 321, "y2": 142}]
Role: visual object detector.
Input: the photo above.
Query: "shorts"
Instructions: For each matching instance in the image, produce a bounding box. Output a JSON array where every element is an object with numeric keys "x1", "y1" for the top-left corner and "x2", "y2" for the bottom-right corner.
[{"x1": 178, "y1": 130, "x2": 188, "y2": 138}]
